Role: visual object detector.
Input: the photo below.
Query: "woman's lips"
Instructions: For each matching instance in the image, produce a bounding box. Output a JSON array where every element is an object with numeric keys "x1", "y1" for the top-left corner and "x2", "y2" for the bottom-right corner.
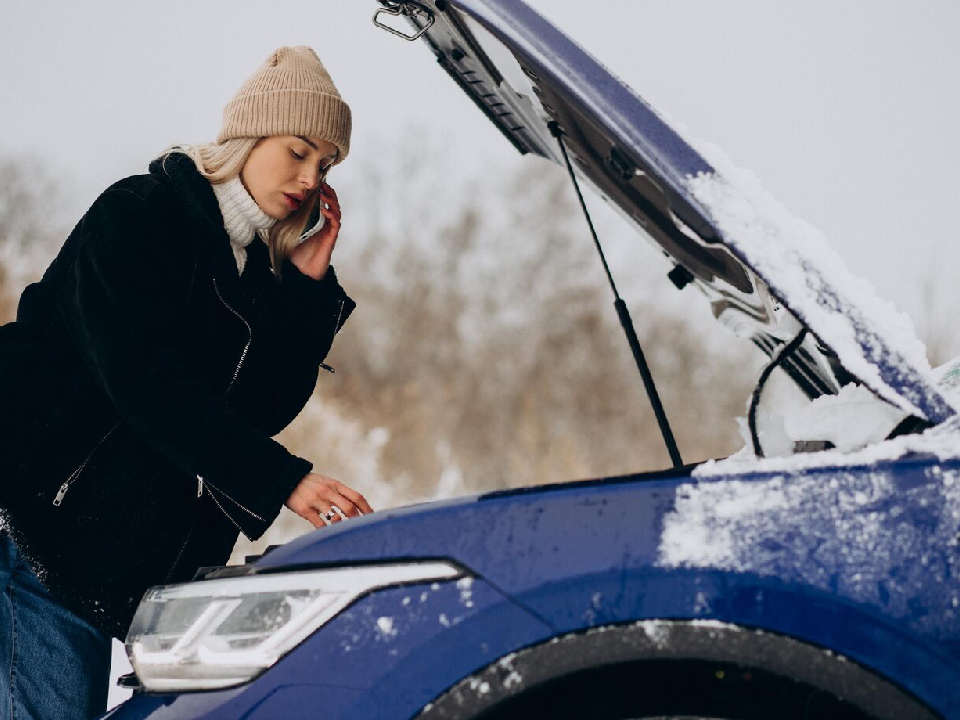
[{"x1": 283, "y1": 193, "x2": 302, "y2": 211}]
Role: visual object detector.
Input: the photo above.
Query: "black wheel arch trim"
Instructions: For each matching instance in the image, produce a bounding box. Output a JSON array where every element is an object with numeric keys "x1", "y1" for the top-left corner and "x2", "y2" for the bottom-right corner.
[{"x1": 415, "y1": 619, "x2": 941, "y2": 720}]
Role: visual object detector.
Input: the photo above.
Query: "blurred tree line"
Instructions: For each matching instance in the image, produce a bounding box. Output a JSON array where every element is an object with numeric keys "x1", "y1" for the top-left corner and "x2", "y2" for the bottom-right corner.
[
  {"x1": 2, "y1": 149, "x2": 955, "y2": 554},
  {"x1": 289, "y1": 152, "x2": 759, "y2": 505},
  {"x1": 0, "y1": 156, "x2": 62, "y2": 323}
]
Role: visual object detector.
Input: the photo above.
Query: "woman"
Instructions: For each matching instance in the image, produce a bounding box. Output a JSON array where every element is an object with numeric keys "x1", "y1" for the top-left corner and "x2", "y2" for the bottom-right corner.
[{"x1": 0, "y1": 45, "x2": 371, "y2": 719}]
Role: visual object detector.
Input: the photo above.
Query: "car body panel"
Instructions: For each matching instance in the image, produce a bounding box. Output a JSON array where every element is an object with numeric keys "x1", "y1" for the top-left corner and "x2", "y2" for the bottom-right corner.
[
  {"x1": 112, "y1": 449, "x2": 960, "y2": 718},
  {"x1": 257, "y1": 453, "x2": 960, "y2": 652}
]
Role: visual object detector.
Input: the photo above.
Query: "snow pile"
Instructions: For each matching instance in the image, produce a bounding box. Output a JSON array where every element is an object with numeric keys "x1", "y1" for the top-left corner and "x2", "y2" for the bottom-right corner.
[
  {"x1": 772, "y1": 383, "x2": 905, "y2": 454},
  {"x1": 658, "y1": 430, "x2": 960, "y2": 633},
  {"x1": 686, "y1": 145, "x2": 954, "y2": 425},
  {"x1": 737, "y1": 383, "x2": 906, "y2": 458},
  {"x1": 731, "y1": 355, "x2": 960, "y2": 462},
  {"x1": 713, "y1": 406, "x2": 960, "y2": 476}
]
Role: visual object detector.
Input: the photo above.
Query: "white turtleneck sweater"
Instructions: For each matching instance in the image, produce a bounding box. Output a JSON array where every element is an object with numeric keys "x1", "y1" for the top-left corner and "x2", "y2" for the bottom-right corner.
[{"x1": 210, "y1": 176, "x2": 277, "y2": 274}]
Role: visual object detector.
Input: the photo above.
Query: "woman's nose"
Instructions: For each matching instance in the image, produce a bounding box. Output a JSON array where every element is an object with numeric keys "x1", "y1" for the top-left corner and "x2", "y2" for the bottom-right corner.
[{"x1": 299, "y1": 168, "x2": 320, "y2": 190}]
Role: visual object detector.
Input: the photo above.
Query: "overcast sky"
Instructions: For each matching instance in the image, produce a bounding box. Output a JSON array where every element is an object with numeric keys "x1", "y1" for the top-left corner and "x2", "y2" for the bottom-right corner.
[{"x1": 2, "y1": 0, "x2": 959, "y2": 345}]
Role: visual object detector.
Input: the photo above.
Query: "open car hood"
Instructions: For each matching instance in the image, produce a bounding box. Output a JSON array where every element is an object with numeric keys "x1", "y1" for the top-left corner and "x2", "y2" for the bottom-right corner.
[{"x1": 378, "y1": 0, "x2": 955, "y2": 425}]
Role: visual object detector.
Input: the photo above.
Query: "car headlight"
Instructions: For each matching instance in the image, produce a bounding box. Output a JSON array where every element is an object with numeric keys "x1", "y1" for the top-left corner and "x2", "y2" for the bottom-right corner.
[{"x1": 126, "y1": 561, "x2": 463, "y2": 692}]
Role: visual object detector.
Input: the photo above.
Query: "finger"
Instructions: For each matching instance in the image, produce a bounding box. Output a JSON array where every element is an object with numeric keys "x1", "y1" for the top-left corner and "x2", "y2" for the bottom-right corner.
[
  {"x1": 317, "y1": 210, "x2": 343, "y2": 235},
  {"x1": 320, "y1": 205, "x2": 341, "y2": 223},
  {"x1": 298, "y1": 504, "x2": 325, "y2": 529},
  {"x1": 320, "y1": 199, "x2": 340, "y2": 217},
  {"x1": 336, "y1": 483, "x2": 374, "y2": 514},
  {"x1": 319, "y1": 198, "x2": 341, "y2": 220},
  {"x1": 328, "y1": 495, "x2": 361, "y2": 518}
]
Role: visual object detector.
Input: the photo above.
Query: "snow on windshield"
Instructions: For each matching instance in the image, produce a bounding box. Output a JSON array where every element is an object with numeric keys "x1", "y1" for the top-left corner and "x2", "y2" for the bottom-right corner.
[
  {"x1": 658, "y1": 423, "x2": 960, "y2": 634},
  {"x1": 685, "y1": 142, "x2": 955, "y2": 425}
]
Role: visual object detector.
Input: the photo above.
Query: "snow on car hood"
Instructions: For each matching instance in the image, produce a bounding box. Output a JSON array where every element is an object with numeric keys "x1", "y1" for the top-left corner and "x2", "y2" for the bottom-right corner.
[
  {"x1": 685, "y1": 143, "x2": 953, "y2": 423},
  {"x1": 401, "y1": 0, "x2": 955, "y2": 424},
  {"x1": 657, "y1": 419, "x2": 960, "y2": 634}
]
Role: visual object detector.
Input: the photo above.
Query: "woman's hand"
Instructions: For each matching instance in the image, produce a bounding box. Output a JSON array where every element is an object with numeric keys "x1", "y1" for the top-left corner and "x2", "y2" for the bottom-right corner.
[
  {"x1": 285, "y1": 472, "x2": 373, "y2": 528},
  {"x1": 290, "y1": 182, "x2": 342, "y2": 281}
]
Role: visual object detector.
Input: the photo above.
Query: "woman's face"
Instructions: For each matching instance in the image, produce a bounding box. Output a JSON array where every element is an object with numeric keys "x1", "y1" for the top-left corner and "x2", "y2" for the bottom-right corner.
[{"x1": 240, "y1": 135, "x2": 339, "y2": 219}]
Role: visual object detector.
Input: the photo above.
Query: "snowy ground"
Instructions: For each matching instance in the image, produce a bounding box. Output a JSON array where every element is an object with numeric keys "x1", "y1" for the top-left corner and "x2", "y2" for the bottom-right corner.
[{"x1": 109, "y1": 641, "x2": 133, "y2": 710}]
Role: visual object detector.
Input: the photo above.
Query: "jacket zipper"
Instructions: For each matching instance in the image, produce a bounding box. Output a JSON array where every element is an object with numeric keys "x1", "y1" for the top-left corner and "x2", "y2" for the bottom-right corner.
[
  {"x1": 201, "y1": 475, "x2": 266, "y2": 522},
  {"x1": 53, "y1": 423, "x2": 120, "y2": 506},
  {"x1": 204, "y1": 487, "x2": 244, "y2": 535},
  {"x1": 206, "y1": 279, "x2": 255, "y2": 530},
  {"x1": 201, "y1": 283, "x2": 344, "y2": 529},
  {"x1": 202, "y1": 279, "x2": 261, "y2": 533},
  {"x1": 213, "y1": 279, "x2": 252, "y2": 393},
  {"x1": 164, "y1": 511, "x2": 198, "y2": 583},
  {"x1": 207, "y1": 279, "x2": 266, "y2": 526}
]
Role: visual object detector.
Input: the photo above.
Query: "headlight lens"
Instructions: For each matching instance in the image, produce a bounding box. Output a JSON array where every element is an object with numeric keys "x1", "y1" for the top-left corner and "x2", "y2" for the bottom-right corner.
[{"x1": 126, "y1": 561, "x2": 463, "y2": 692}]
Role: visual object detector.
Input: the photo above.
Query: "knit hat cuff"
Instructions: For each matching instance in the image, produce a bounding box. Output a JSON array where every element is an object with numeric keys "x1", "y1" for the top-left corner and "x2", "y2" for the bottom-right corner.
[{"x1": 217, "y1": 89, "x2": 352, "y2": 163}]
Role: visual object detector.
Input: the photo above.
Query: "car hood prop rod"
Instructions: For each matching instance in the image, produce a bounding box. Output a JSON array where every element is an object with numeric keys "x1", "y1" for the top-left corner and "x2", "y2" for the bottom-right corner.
[{"x1": 549, "y1": 121, "x2": 683, "y2": 469}]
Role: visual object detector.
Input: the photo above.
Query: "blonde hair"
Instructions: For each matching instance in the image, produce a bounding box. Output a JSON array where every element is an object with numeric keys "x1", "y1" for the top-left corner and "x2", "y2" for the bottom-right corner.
[{"x1": 163, "y1": 139, "x2": 316, "y2": 277}]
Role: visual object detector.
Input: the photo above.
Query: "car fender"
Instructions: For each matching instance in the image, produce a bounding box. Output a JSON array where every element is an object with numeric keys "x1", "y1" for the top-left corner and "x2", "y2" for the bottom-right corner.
[{"x1": 503, "y1": 565, "x2": 960, "y2": 718}]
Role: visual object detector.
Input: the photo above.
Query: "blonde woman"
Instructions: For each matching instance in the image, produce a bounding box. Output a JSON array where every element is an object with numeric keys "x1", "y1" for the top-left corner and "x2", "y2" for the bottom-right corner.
[{"x1": 0, "y1": 46, "x2": 371, "y2": 719}]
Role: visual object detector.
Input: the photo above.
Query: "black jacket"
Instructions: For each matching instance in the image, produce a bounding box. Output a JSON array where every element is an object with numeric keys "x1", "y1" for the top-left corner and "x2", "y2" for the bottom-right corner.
[{"x1": 0, "y1": 152, "x2": 355, "y2": 639}]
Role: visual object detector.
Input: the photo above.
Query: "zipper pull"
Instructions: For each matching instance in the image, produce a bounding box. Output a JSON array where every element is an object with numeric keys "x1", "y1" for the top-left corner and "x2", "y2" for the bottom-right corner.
[
  {"x1": 320, "y1": 362, "x2": 336, "y2": 374},
  {"x1": 53, "y1": 483, "x2": 70, "y2": 507},
  {"x1": 197, "y1": 475, "x2": 204, "y2": 498}
]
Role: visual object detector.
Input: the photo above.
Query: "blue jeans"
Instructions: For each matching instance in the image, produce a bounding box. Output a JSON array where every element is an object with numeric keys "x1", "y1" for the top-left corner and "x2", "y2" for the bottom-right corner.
[{"x1": 0, "y1": 533, "x2": 111, "y2": 720}]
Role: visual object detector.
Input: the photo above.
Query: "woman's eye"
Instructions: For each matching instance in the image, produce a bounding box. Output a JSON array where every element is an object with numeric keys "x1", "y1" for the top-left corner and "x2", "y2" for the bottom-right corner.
[{"x1": 291, "y1": 149, "x2": 305, "y2": 160}]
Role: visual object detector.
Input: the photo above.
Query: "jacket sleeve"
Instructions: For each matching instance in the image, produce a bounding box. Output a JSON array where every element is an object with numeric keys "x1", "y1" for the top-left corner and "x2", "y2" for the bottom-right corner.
[
  {"x1": 56, "y1": 186, "x2": 312, "y2": 540},
  {"x1": 230, "y1": 258, "x2": 355, "y2": 436}
]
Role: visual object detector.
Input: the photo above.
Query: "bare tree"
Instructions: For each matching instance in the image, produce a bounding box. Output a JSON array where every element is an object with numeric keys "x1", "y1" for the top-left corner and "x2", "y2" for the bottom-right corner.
[{"x1": 0, "y1": 154, "x2": 63, "y2": 323}]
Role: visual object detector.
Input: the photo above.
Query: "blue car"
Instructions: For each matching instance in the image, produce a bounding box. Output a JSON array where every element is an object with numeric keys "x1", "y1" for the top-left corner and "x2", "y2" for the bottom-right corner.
[{"x1": 106, "y1": 1, "x2": 960, "y2": 718}]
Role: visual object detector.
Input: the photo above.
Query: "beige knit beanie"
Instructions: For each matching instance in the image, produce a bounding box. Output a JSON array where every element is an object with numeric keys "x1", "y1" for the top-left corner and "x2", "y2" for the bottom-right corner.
[{"x1": 218, "y1": 46, "x2": 352, "y2": 163}]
